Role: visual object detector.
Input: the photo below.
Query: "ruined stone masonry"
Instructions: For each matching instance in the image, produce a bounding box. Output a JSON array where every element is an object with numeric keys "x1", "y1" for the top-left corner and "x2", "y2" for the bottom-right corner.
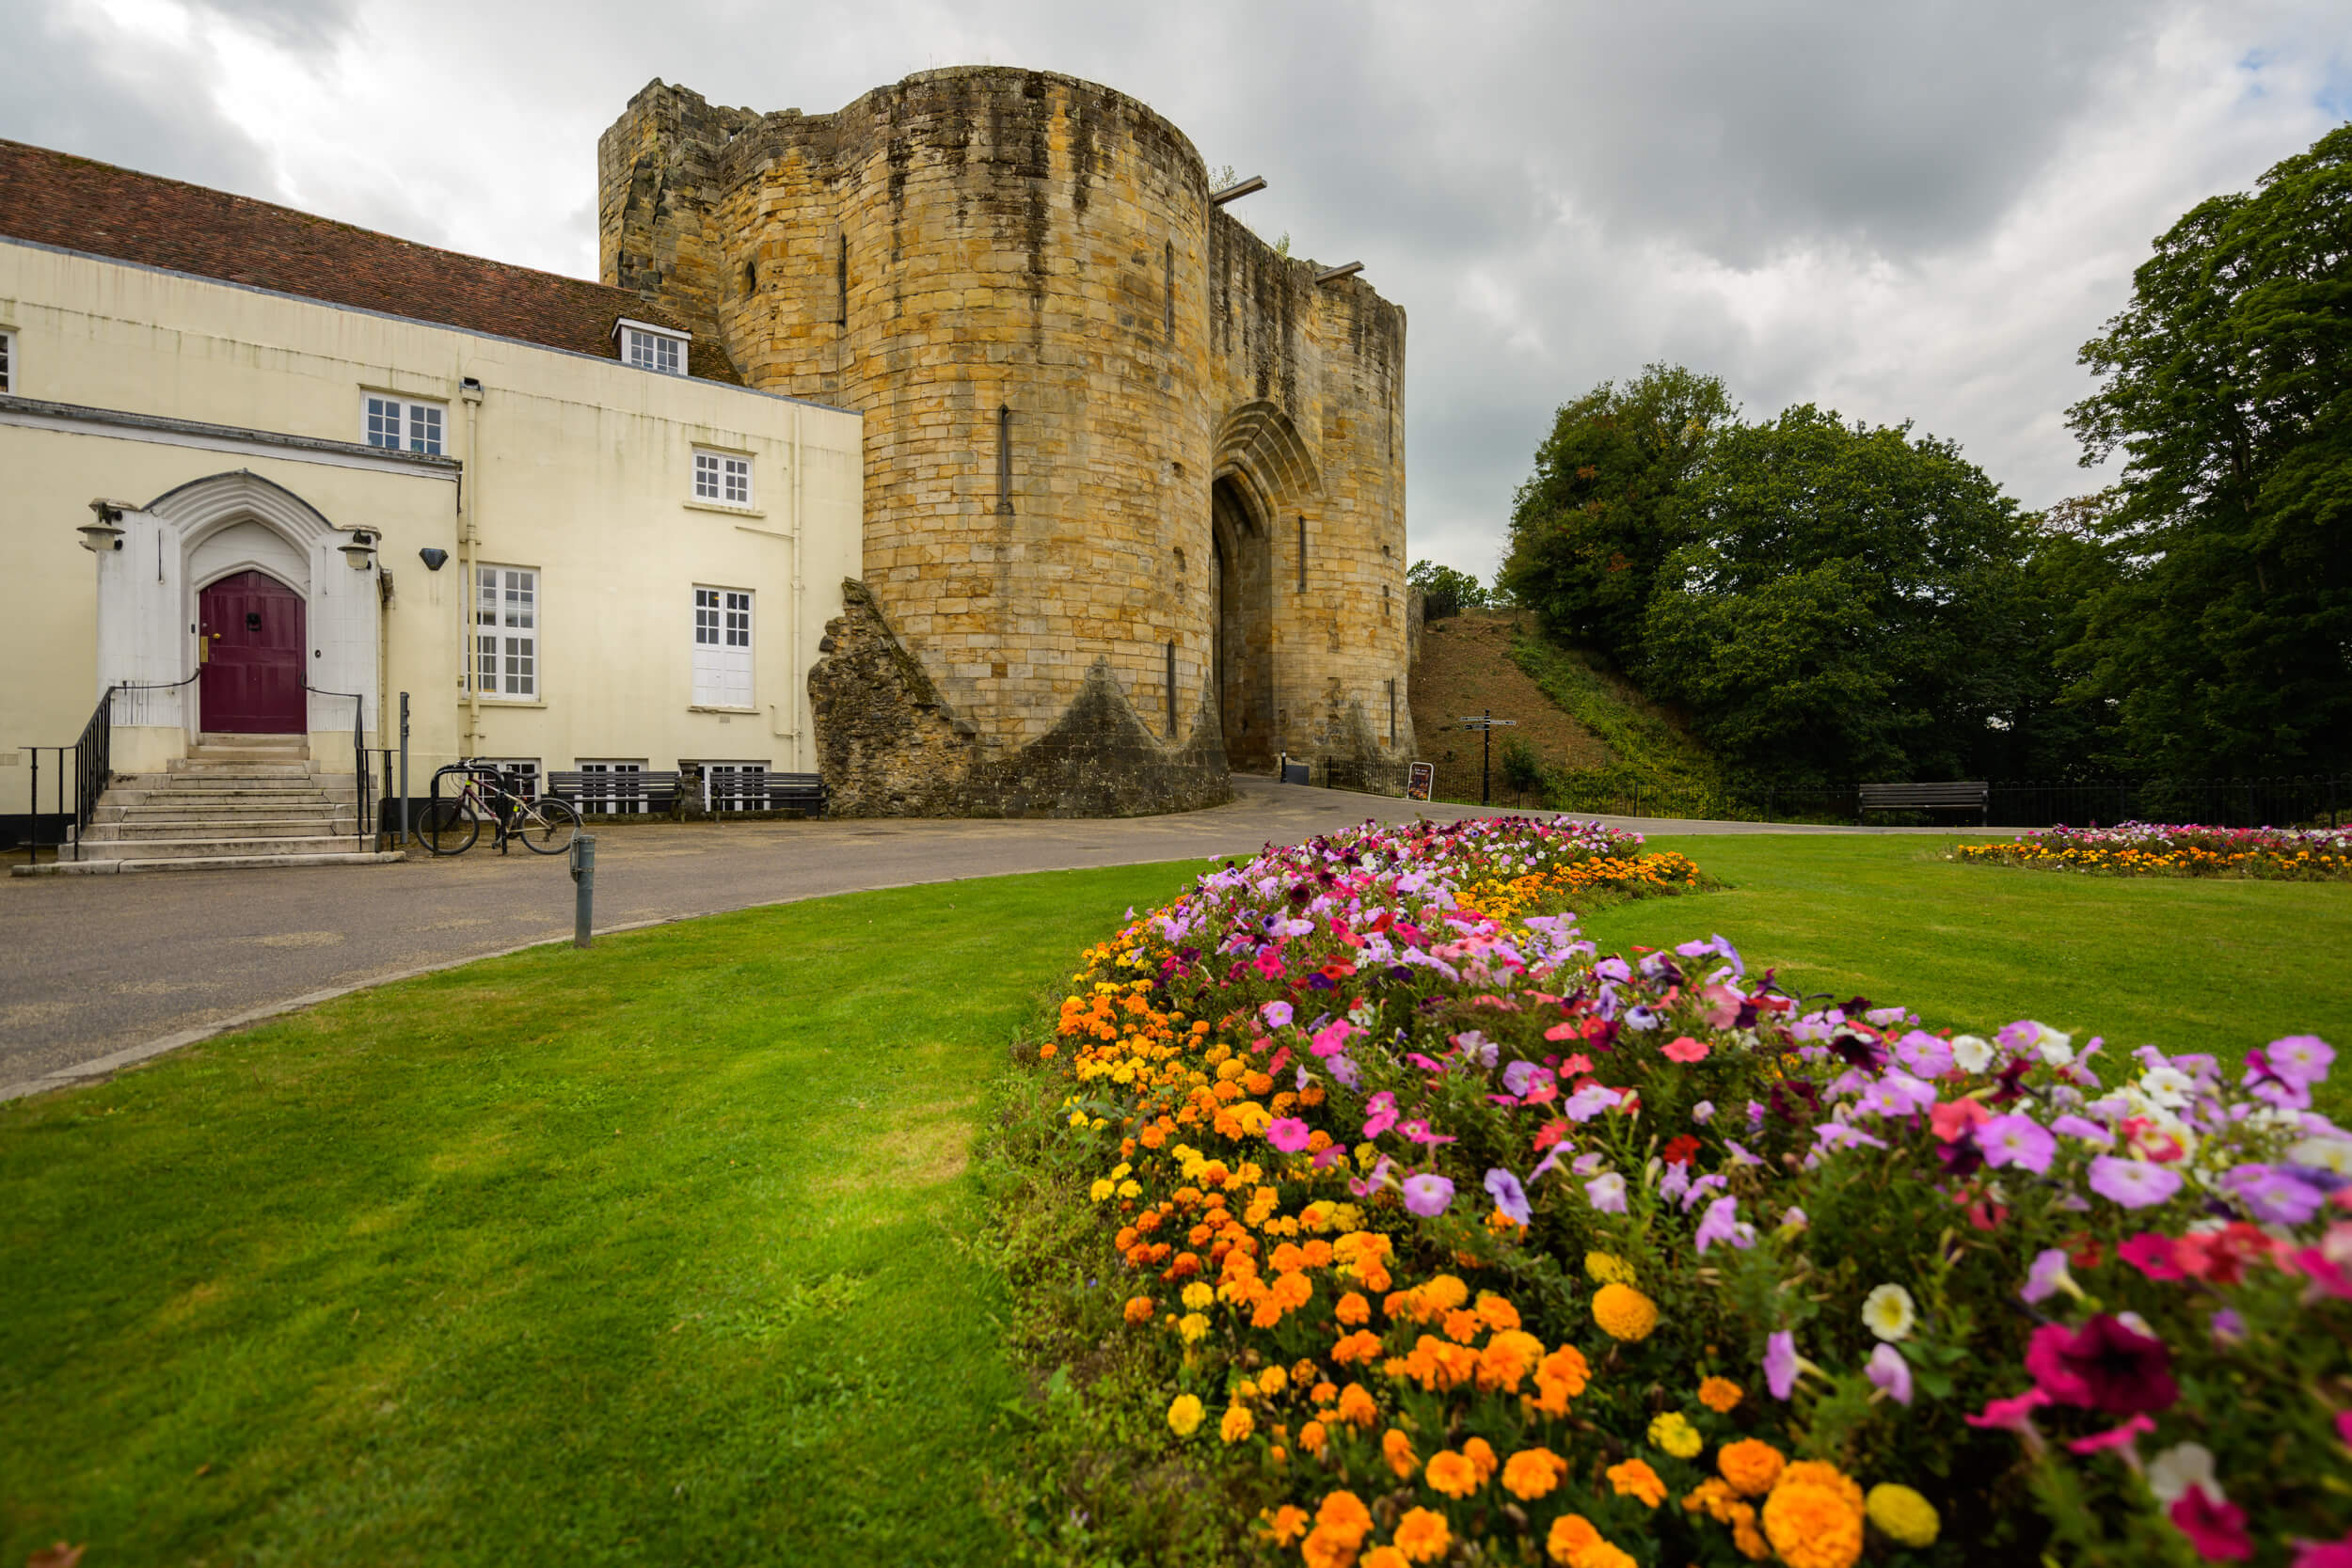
[{"x1": 600, "y1": 67, "x2": 1413, "y2": 815}]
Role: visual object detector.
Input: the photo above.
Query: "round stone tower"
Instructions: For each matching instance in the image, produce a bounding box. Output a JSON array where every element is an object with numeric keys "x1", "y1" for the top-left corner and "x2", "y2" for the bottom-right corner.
[{"x1": 600, "y1": 67, "x2": 1411, "y2": 816}]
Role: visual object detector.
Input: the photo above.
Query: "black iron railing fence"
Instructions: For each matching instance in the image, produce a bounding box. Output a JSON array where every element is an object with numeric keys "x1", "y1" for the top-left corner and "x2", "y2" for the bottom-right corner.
[
  {"x1": 303, "y1": 687, "x2": 371, "y2": 854},
  {"x1": 1531, "y1": 774, "x2": 2349, "y2": 830}
]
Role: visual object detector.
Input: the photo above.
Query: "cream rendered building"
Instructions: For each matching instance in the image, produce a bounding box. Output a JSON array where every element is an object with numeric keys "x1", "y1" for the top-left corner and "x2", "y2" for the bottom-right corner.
[{"x1": 0, "y1": 140, "x2": 860, "y2": 861}]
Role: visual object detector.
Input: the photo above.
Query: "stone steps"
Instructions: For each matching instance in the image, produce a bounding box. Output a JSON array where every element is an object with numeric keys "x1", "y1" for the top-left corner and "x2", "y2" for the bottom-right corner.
[
  {"x1": 88, "y1": 816, "x2": 357, "y2": 841},
  {"x1": 15, "y1": 851, "x2": 405, "y2": 877},
  {"x1": 65, "y1": 832, "x2": 372, "y2": 860}
]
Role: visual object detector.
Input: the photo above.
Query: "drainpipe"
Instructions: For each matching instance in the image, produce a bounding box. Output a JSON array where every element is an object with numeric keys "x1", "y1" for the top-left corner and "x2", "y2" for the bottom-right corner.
[
  {"x1": 460, "y1": 377, "x2": 484, "y2": 757},
  {"x1": 790, "y1": 404, "x2": 804, "y2": 768}
]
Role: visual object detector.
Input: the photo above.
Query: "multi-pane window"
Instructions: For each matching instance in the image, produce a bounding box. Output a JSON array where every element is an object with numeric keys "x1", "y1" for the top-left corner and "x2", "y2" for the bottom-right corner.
[
  {"x1": 692, "y1": 586, "x2": 753, "y2": 707},
  {"x1": 476, "y1": 759, "x2": 540, "y2": 800},
  {"x1": 693, "y1": 450, "x2": 753, "y2": 507},
  {"x1": 0, "y1": 329, "x2": 13, "y2": 393},
  {"x1": 576, "y1": 759, "x2": 648, "y2": 816},
  {"x1": 363, "y1": 394, "x2": 445, "y2": 455},
  {"x1": 701, "y1": 762, "x2": 769, "y2": 813},
  {"x1": 621, "y1": 325, "x2": 685, "y2": 375},
  {"x1": 474, "y1": 565, "x2": 538, "y2": 699}
]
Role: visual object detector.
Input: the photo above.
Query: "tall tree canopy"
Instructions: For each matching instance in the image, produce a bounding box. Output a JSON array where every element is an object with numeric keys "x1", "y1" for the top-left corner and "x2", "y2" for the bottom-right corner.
[
  {"x1": 2064, "y1": 123, "x2": 2352, "y2": 774},
  {"x1": 1640, "y1": 406, "x2": 2027, "y2": 784},
  {"x1": 1498, "y1": 365, "x2": 1735, "y2": 666}
]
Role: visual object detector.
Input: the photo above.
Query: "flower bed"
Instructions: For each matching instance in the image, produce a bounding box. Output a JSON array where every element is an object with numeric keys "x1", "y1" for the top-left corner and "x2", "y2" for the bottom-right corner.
[
  {"x1": 1026, "y1": 815, "x2": 2349, "y2": 1566},
  {"x1": 1954, "y1": 822, "x2": 2352, "y2": 879}
]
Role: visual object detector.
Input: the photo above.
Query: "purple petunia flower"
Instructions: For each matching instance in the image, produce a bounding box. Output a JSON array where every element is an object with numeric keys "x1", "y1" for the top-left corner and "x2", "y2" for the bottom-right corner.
[
  {"x1": 1260, "y1": 1000, "x2": 1294, "y2": 1029},
  {"x1": 1692, "y1": 1100, "x2": 1715, "y2": 1124},
  {"x1": 1401, "y1": 1173, "x2": 1454, "y2": 1217},
  {"x1": 1563, "y1": 1084, "x2": 1623, "y2": 1122},
  {"x1": 1746, "y1": 1100, "x2": 1768, "y2": 1131},
  {"x1": 1867, "y1": 1342, "x2": 1914, "y2": 1405},
  {"x1": 1979, "y1": 1115, "x2": 2057, "y2": 1175},
  {"x1": 2022, "y1": 1247, "x2": 2074, "y2": 1305},
  {"x1": 2050, "y1": 1114, "x2": 2114, "y2": 1145},
  {"x1": 2268, "y1": 1035, "x2": 2336, "y2": 1086},
  {"x1": 2088, "y1": 1155, "x2": 2184, "y2": 1210},
  {"x1": 1814, "y1": 1122, "x2": 1889, "y2": 1153},
  {"x1": 1486, "y1": 1166, "x2": 1532, "y2": 1226},
  {"x1": 1695, "y1": 1195, "x2": 1753, "y2": 1254},
  {"x1": 1266, "y1": 1117, "x2": 1311, "y2": 1153},
  {"x1": 1327, "y1": 1055, "x2": 1361, "y2": 1091},
  {"x1": 1583, "y1": 1172, "x2": 1629, "y2": 1213},
  {"x1": 1659, "y1": 1163, "x2": 1692, "y2": 1204},
  {"x1": 1894, "y1": 1031, "x2": 1954, "y2": 1079},
  {"x1": 2218, "y1": 1163, "x2": 2326, "y2": 1225},
  {"x1": 1764, "y1": 1331, "x2": 1799, "y2": 1400}
]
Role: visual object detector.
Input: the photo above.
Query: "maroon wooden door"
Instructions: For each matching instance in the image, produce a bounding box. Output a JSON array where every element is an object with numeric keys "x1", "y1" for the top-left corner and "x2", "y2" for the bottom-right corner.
[{"x1": 199, "y1": 571, "x2": 307, "y2": 734}]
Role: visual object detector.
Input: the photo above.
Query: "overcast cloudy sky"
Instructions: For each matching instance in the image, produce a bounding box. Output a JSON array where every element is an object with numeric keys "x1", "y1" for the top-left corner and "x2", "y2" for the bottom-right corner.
[{"x1": 9, "y1": 0, "x2": 2347, "y2": 576}]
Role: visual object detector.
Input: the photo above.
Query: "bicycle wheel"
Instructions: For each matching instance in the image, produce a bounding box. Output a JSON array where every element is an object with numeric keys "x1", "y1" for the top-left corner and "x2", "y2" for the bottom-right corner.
[
  {"x1": 417, "y1": 797, "x2": 480, "y2": 856},
  {"x1": 516, "y1": 796, "x2": 580, "y2": 855}
]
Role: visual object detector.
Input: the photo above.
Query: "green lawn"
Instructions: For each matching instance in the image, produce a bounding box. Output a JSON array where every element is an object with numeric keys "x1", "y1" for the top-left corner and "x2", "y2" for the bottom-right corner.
[
  {"x1": 1580, "y1": 833, "x2": 2352, "y2": 1058},
  {"x1": 0, "y1": 861, "x2": 1204, "y2": 1568}
]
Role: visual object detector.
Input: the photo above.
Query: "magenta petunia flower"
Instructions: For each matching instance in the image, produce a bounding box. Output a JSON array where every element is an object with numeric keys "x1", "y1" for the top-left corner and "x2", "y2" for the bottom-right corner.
[
  {"x1": 2119, "y1": 1231, "x2": 2185, "y2": 1281},
  {"x1": 2089, "y1": 1155, "x2": 2184, "y2": 1210},
  {"x1": 1401, "y1": 1172, "x2": 1454, "y2": 1216},
  {"x1": 1310, "y1": 1019, "x2": 1357, "y2": 1058},
  {"x1": 2289, "y1": 1534, "x2": 2352, "y2": 1568},
  {"x1": 1979, "y1": 1114, "x2": 2057, "y2": 1174},
  {"x1": 1361, "y1": 1091, "x2": 1399, "y2": 1139},
  {"x1": 1583, "y1": 1172, "x2": 1629, "y2": 1213},
  {"x1": 2066, "y1": 1414, "x2": 2153, "y2": 1459},
  {"x1": 2170, "y1": 1484, "x2": 2253, "y2": 1562},
  {"x1": 1265, "y1": 1117, "x2": 1312, "y2": 1153},
  {"x1": 2031, "y1": 1314, "x2": 2179, "y2": 1416},
  {"x1": 1866, "y1": 1342, "x2": 1913, "y2": 1405},
  {"x1": 1964, "y1": 1387, "x2": 2051, "y2": 1452},
  {"x1": 1485, "y1": 1166, "x2": 1532, "y2": 1226},
  {"x1": 1763, "y1": 1331, "x2": 1798, "y2": 1400}
]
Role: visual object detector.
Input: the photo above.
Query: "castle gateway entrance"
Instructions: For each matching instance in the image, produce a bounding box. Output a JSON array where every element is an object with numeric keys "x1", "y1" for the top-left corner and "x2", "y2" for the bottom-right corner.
[
  {"x1": 1210, "y1": 476, "x2": 1276, "y2": 772},
  {"x1": 198, "y1": 570, "x2": 306, "y2": 734}
]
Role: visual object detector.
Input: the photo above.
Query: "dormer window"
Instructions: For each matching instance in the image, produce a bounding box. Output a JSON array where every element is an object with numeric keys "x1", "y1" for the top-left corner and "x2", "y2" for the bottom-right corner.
[{"x1": 614, "y1": 317, "x2": 689, "y2": 376}]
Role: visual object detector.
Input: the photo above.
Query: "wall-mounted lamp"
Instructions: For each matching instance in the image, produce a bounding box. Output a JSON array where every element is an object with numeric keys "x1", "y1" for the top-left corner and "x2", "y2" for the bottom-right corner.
[
  {"x1": 460, "y1": 377, "x2": 484, "y2": 404},
  {"x1": 418, "y1": 546, "x2": 450, "y2": 571},
  {"x1": 78, "y1": 498, "x2": 131, "y2": 552},
  {"x1": 338, "y1": 528, "x2": 379, "y2": 572}
]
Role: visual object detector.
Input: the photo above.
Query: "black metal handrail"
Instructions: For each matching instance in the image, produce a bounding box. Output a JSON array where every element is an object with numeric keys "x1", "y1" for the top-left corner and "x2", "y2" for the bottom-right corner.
[{"x1": 304, "y1": 686, "x2": 370, "y2": 853}]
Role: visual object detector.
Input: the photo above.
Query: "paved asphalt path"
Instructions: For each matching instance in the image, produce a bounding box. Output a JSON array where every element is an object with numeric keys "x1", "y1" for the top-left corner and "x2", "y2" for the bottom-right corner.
[{"x1": 0, "y1": 776, "x2": 1957, "y2": 1098}]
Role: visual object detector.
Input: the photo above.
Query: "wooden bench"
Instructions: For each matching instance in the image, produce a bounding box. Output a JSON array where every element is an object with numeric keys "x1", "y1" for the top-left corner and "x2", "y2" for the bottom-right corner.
[
  {"x1": 702, "y1": 769, "x2": 828, "y2": 817},
  {"x1": 545, "y1": 770, "x2": 681, "y2": 816},
  {"x1": 1858, "y1": 781, "x2": 1989, "y2": 824}
]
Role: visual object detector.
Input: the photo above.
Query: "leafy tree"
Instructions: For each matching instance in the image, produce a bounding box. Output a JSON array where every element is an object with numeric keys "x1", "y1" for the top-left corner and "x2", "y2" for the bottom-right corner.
[
  {"x1": 1499, "y1": 364, "x2": 1736, "y2": 665},
  {"x1": 1407, "y1": 560, "x2": 1488, "y2": 616},
  {"x1": 1641, "y1": 405, "x2": 2028, "y2": 784},
  {"x1": 2064, "y1": 124, "x2": 2352, "y2": 775}
]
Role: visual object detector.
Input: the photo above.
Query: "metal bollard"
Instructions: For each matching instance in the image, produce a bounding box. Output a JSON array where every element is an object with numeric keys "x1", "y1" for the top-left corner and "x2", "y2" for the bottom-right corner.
[{"x1": 569, "y1": 833, "x2": 596, "y2": 948}]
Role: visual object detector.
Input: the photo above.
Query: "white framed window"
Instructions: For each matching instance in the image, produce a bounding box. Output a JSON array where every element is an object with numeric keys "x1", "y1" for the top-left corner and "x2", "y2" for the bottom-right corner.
[
  {"x1": 576, "y1": 759, "x2": 648, "y2": 816},
  {"x1": 615, "y1": 318, "x2": 688, "y2": 376},
  {"x1": 474, "y1": 758, "x2": 540, "y2": 800},
  {"x1": 692, "y1": 449, "x2": 754, "y2": 507},
  {"x1": 0, "y1": 329, "x2": 14, "y2": 394},
  {"x1": 697, "y1": 761, "x2": 769, "y2": 813},
  {"x1": 363, "y1": 393, "x2": 445, "y2": 456},
  {"x1": 692, "y1": 587, "x2": 753, "y2": 707},
  {"x1": 474, "y1": 565, "x2": 538, "y2": 699}
]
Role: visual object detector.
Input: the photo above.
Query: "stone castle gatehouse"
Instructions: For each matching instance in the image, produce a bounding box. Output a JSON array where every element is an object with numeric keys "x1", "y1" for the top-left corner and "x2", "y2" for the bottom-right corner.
[{"x1": 599, "y1": 68, "x2": 1412, "y2": 816}]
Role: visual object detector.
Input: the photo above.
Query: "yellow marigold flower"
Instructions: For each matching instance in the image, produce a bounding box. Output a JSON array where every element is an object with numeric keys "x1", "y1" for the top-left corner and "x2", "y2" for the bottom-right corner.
[
  {"x1": 1122, "y1": 1295, "x2": 1154, "y2": 1324},
  {"x1": 1464, "y1": 1435, "x2": 1499, "y2": 1482},
  {"x1": 1546, "y1": 1514, "x2": 1600, "y2": 1565},
  {"x1": 1258, "y1": 1364, "x2": 1289, "y2": 1397},
  {"x1": 1763, "y1": 1481, "x2": 1865, "y2": 1568},
  {"x1": 1591, "y1": 1282, "x2": 1659, "y2": 1341},
  {"x1": 1181, "y1": 1281, "x2": 1214, "y2": 1310},
  {"x1": 1219, "y1": 1404, "x2": 1254, "y2": 1444},
  {"x1": 1474, "y1": 1291, "x2": 1521, "y2": 1332},
  {"x1": 1778, "y1": 1461, "x2": 1866, "y2": 1517},
  {"x1": 1424, "y1": 1448, "x2": 1481, "y2": 1498},
  {"x1": 1167, "y1": 1393, "x2": 1203, "y2": 1437},
  {"x1": 1585, "y1": 1251, "x2": 1636, "y2": 1285},
  {"x1": 1362, "y1": 1548, "x2": 1408, "y2": 1568},
  {"x1": 1649, "y1": 1411, "x2": 1703, "y2": 1458},
  {"x1": 1383, "y1": 1427, "x2": 1419, "y2": 1479},
  {"x1": 1502, "y1": 1446, "x2": 1567, "y2": 1500},
  {"x1": 1866, "y1": 1483, "x2": 1940, "y2": 1548},
  {"x1": 1393, "y1": 1506, "x2": 1451, "y2": 1563},
  {"x1": 1177, "y1": 1312, "x2": 1210, "y2": 1344},
  {"x1": 1089, "y1": 1178, "x2": 1116, "y2": 1201},
  {"x1": 1298, "y1": 1419, "x2": 1327, "y2": 1455},
  {"x1": 1697, "y1": 1375, "x2": 1744, "y2": 1413},
  {"x1": 1608, "y1": 1457, "x2": 1668, "y2": 1508},
  {"x1": 1719, "y1": 1438, "x2": 1786, "y2": 1497},
  {"x1": 1262, "y1": 1503, "x2": 1311, "y2": 1545}
]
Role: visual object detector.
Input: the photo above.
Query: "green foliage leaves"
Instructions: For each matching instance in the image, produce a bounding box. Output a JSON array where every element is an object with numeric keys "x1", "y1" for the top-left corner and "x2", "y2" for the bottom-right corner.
[
  {"x1": 1407, "y1": 559, "x2": 1489, "y2": 615},
  {"x1": 2063, "y1": 124, "x2": 2352, "y2": 774}
]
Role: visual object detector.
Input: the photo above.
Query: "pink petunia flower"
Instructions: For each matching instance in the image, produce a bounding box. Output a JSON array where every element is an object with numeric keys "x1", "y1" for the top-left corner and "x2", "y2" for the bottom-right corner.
[
  {"x1": 1401, "y1": 1172, "x2": 1454, "y2": 1217},
  {"x1": 2067, "y1": 1414, "x2": 2154, "y2": 1464},
  {"x1": 1763, "y1": 1331, "x2": 1799, "y2": 1400},
  {"x1": 1931, "y1": 1098, "x2": 1992, "y2": 1143},
  {"x1": 2089, "y1": 1155, "x2": 2184, "y2": 1210},
  {"x1": 1979, "y1": 1114, "x2": 2057, "y2": 1174},
  {"x1": 1662, "y1": 1036, "x2": 1710, "y2": 1064},
  {"x1": 2170, "y1": 1484, "x2": 2253, "y2": 1562},
  {"x1": 1266, "y1": 1117, "x2": 1312, "y2": 1153},
  {"x1": 1866, "y1": 1342, "x2": 1913, "y2": 1405},
  {"x1": 1361, "y1": 1091, "x2": 1399, "y2": 1139},
  {"x1": 1964, "y1": 1387, "x2": 2051, "y2": 1453},
  {"x1": 2290, "y1": 1534, "x2": 2352, "y2": 1568},
  {"x1": 1583, "y1": 1172, "x2": 1629, "y2": 1213},
  {"x1": 2119, "y1": 1232, "x2": 2185, "y2": 1281},
  {"x1": 1259, "y1": 999, "x2": 1294, "y2": 1029},
  {"x1": 1694, "y1": 1195, "x2": 1751, "y2": 1254}
]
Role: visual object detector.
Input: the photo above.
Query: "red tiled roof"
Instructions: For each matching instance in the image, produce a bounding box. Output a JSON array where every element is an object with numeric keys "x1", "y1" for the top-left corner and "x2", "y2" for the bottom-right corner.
[{"x1": 0, "y1": 137, "x2": 740, "y2": 385}]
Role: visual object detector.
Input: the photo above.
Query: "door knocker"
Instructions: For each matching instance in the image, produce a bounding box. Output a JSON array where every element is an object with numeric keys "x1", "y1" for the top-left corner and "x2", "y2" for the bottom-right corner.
[{"x1": 246, "y1": 611, "x2": 262, "y2": 632}]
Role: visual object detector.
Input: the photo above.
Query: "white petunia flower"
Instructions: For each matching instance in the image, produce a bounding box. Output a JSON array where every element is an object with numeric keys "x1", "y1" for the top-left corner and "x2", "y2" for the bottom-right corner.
[
  {"x1": 1951, "y1": 1036, "x2": 1994, "y2": 1074},
  {"x1": 2147, "y1": 1443, "x2": 2220, "y2": 1508},
  {"x1": 2035, "y1": 1025, "x2": 2075, "y2": 1067},
  {"x1": 2138, "y1": 1067, "x2": 2195, "y2": 1109},
  {"x1": 2289, "y1": 1136, "x2": 2352, "y2": 1176},
  {"x1": 1861, "y1": 1283, "x2": 1917, "y2": 1342}
]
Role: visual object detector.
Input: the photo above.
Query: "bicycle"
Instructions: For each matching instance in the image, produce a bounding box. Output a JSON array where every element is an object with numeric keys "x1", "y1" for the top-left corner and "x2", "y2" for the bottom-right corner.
[{"x1": 417, "y1": 763, "x2": 580, "y2": 856}]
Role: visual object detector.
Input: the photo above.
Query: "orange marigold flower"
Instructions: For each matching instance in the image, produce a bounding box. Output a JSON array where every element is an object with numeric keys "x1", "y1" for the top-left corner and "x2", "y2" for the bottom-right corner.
[
  {"x1": 1591, "y1": 1282, "x2": 1659, "y2": 1341},
  {"x1": 1478, "y1": 1329, "x2": 1546, "y2": 1391},
  {"x1": 1336, "y1": 1382, "x2": 1379, "y2": 1429},
  {"x1": 1263, "y1": 1505, "x2": 1311, "y2": 1546},
  {"x1": 1762, "y1": 1481, "x2": 1865, "y2": 1568},
  {"x1": 1698, "y1": 1375, "x2": 1743, "y2": 1413},
  {"x1": 1382, "y1": 1427, "x2": 1419, "y2": 1479},
  {"x1": 1315, "y1": 1489, "x2": 1374, "y2": 1544},
  {"x1": 1271, "y1": 1242, "x2": 1307, "y2": 1273},
  {"x1": 1442, "y1": 1308, "x2": 1483, "y2": 1344},
  {"x1": 1123, "y1": 1296, "x2": 1155, "y2": 1324},
  {"x1": 1298, "y1": 1419, "x2": 1327, "y2": 1455},
  {"x1": 1607, "y1": 1457, "x2": 1667, "y2": 1508},
  {"x1": 1502, "y1": 1446, "x2": 1568, "y2": 1500},
  {"x1": 1422, "y1": 1274, "x2": 1469, "y2": 1313},
  {"x1": 1733, "y1": 1516, "x2": 1772, "y2": 1560},
  {"x1": 1424, "y1": 1449, "x2": 1481, "y2": 1498},
  {"x1": 1393, "y1": 1507, "x2": 1452, "y2": 1564},
  {"x1": 1719, "y1": 1438, "x2": 1787, "y2": 1497},
  {"x1": 1272, "y1": 1272, "x2": 1314, "y2": 1309},
  {"x1": 1336, "y1": 1291, "x2": 1372, "y2": 1325},
  {"x1": 1578, "y1": 1544, "x2": 1637, "y2": 1568},
  {"x1": 1300, "y1": 1527, "x2": 1356, "y2": 1568},
  {"x1": 1311, "y1": 1380, "x2": 1339, "y2": 1406},
  {"x1": 1220, "y1": 1404, "x2": 1254, "y2": 1444},
  {"x1": 1463, "y1": 1436, "x2": 1499, "y2": 1482},
  {"x1": 1776, "y1": 1461, "x2": 1865, "y2": 1517},
  {"x1": 1362, "y1": 1548, "x2": 1408, "y2": 1568},
  {"x1": 1303, "y1": 1238, "x2": 1334, "y2": 1268},
  {"x1": 1384, "y1": 1289, "x2": 1419, "y2": 1321},
  {"x1": 1546, "y1": 1514, "x2": 1601, "y2": 1565},
  {"x1": 1474, "y1": 1291, "x2": 1521, "y2": 1332}
]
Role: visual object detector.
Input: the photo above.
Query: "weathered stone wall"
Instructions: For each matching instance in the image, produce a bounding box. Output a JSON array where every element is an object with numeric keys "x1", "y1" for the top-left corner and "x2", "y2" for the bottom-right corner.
[{"x1": 599, "y1": 68, "x2": 1412, "y2": 815}]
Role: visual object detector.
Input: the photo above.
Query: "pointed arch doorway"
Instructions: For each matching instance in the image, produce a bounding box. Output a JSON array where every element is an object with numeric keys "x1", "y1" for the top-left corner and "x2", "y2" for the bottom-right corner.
[
  {"x1": 199, "y1": 570, "x2": 307, "y2": 734},
  {"x1": 1210, "y1": 476, "x2": 1275, "y2": 771}
]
